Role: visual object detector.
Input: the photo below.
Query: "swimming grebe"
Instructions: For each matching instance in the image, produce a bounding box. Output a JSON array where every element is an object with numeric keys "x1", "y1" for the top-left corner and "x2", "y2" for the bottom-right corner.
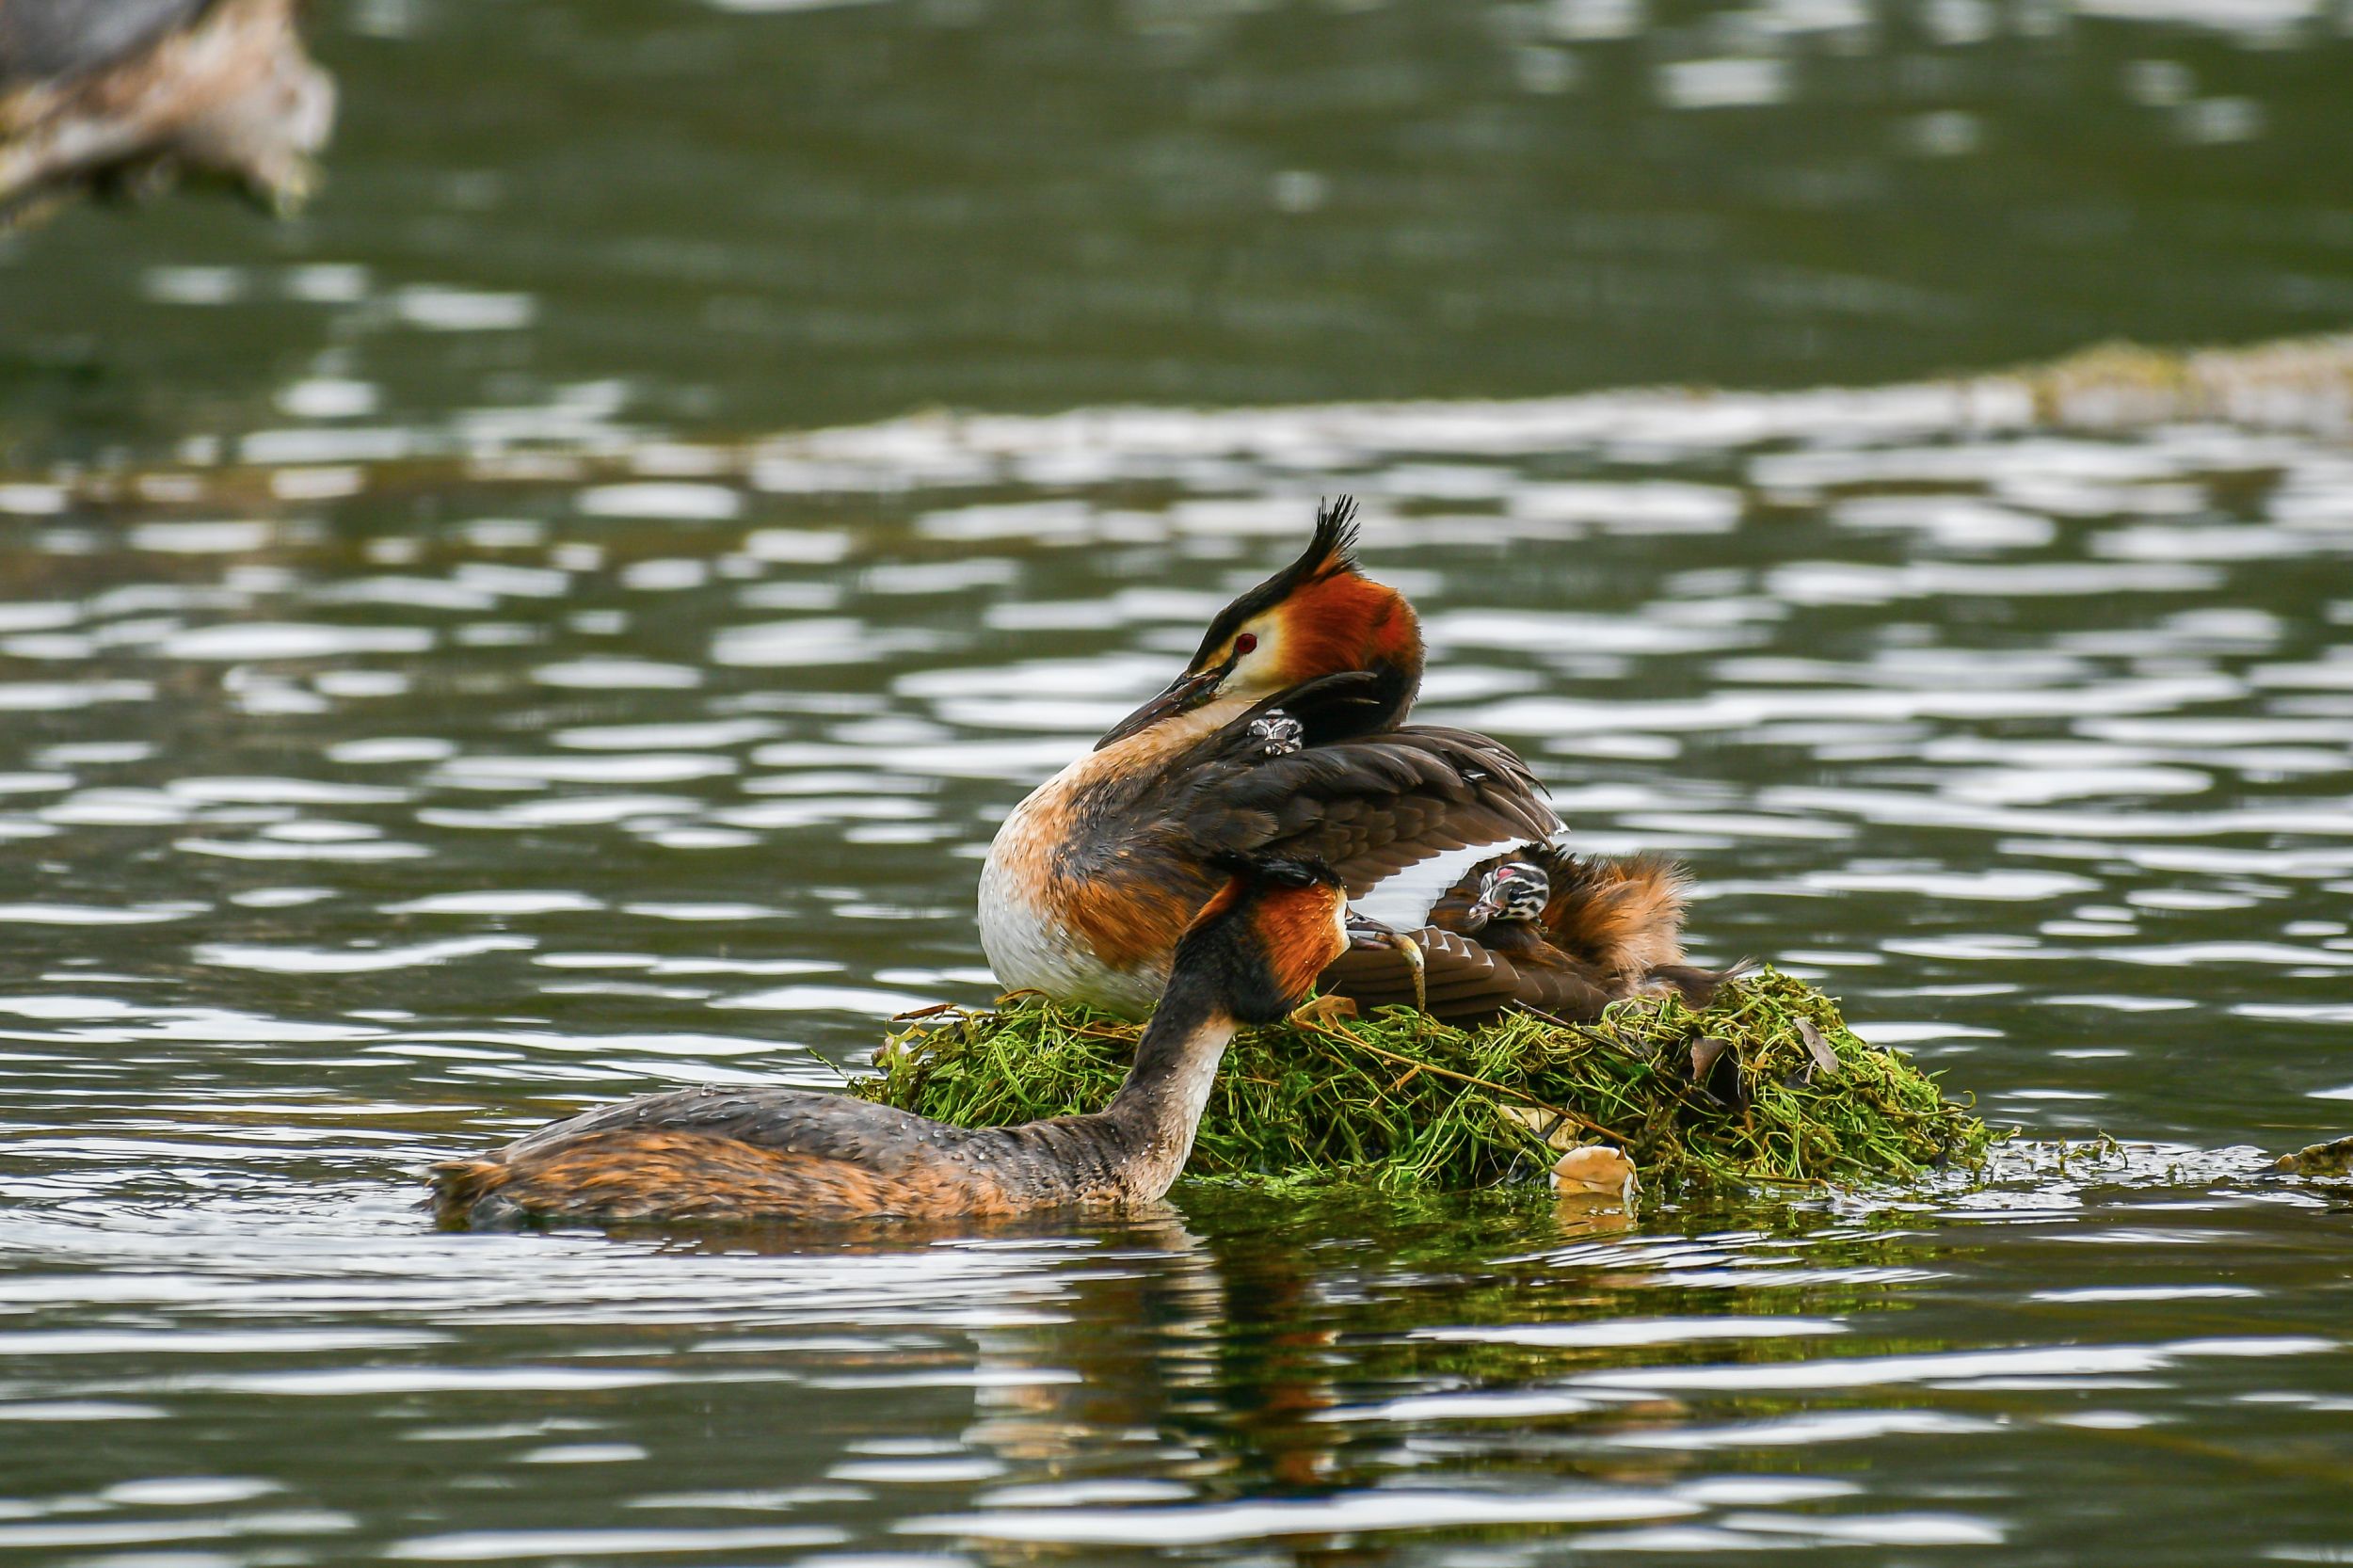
[
  {"x1": 979, "y1": 499, "x2": 1705, "y2": 1024},
  {"x1": 1, "y1": 0, "x2": 333, "y2": 226},
  {"x1": 1321, "y1": 847, "x2": 1739, "y2": 1022},
  {"x1": 429, "y1": 858, "x2": 1349, "y2": 1229}
]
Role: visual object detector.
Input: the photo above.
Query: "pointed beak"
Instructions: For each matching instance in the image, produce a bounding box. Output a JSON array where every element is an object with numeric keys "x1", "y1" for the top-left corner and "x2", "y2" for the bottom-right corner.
[
  {"x1": 1095, "y1": 665, "x2": 1224, "y2": 749},
  {"x1": 1463, "y1": 897, "x2": 1500, "y2": 933}
]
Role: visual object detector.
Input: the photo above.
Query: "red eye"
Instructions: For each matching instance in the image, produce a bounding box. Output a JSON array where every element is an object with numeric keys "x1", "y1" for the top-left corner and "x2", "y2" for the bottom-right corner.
[{"x1": 1234, "y1": 633, "x2": 1257, "y2": 655}]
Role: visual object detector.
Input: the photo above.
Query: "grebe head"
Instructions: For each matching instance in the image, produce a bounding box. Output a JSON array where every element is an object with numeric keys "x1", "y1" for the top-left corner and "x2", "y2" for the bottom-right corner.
[
  {"x1": 1465, "y1": 860, "x2": 1550, "y2": 932},
  {"x1": 1096, "y1": 497, "x2": 1425, "y2": 747},
  {"x1": 1173, "y1": 858, "x2": 1351, "y2": 1022}
]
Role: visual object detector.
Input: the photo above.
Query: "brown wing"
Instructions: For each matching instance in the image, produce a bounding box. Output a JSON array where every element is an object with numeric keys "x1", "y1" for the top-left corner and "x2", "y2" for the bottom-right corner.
[
  {"x1": 1319, "y1": 927, "x2": 1618, "y2": 1025},
  {"x1": 1151, "y1": 718, "x2": 1561, "y2": 901}
]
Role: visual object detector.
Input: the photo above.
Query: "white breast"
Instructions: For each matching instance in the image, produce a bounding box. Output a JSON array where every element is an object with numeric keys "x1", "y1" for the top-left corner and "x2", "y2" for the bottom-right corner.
[
  {"x1": 977, "y1": 800, "x2": 1166, "y2": 1017},
  {"x1": 975, "y1": 704, "x2": 1253, "y2": 1017}
]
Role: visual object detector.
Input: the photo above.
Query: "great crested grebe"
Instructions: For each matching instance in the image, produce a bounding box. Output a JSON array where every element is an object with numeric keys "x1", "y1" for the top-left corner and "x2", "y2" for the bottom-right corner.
[
  {"x1": 429, "y1": 858, "x2": 1349, "y2": 1229},
  {"x1": 979, "y1": 499, "x2": 1706, "y2": 1024},
  {"x1": 1, "y1": 0, "x2": 333, "y2": 225}
]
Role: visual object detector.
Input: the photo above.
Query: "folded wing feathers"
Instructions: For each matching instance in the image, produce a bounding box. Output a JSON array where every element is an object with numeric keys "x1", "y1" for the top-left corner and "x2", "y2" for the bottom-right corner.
[
  {"x1": 1317, "y1": 923, "x2": 1618, "y2": 1023},
  {"x1": 1170, "y1": 726, "x2": 1560, "y2": 898},
  {"x1": 496, "y1": 1087, "x2": 919, "y2": 1165}
]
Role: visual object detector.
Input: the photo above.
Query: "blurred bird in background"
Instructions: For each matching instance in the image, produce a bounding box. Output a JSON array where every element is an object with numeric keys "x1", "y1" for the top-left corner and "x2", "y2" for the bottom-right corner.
[{"x1": 0, "y1": 0, "x2": 332, "y2": 227}]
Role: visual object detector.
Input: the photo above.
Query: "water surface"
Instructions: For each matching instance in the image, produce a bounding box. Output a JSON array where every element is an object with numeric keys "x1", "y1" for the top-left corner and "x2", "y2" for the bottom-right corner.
[
  {"x1": 3, "y1": 386, "x2": 2351, "y2": 1563},
  {"x1": 4, "y1": 0, "x2": 2353, "y2": 1562}
]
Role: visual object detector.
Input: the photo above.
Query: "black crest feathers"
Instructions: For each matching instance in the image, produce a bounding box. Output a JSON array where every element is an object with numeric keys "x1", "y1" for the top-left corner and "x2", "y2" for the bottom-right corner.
[{"x1": 1188, "y1": 497, "x2": 1363, "y2": 670}]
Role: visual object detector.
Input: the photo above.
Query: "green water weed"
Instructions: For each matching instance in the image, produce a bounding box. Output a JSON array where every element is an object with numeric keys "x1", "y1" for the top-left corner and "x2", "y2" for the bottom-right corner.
[{"x1": 858, "y1": 969, "x2": 1994, "y2": 1197}]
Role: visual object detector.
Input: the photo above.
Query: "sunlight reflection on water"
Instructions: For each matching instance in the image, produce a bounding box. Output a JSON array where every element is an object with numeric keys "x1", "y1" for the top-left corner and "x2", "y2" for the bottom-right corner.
[{"x1": 0, "y1": 374, "x2": 2348, "y2": 1561}]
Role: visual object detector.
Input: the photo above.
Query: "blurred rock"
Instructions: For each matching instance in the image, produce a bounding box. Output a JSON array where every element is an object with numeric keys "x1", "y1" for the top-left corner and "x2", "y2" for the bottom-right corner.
[{"x1": 0, "y1": 0, "x2": 333, "y2": 226}]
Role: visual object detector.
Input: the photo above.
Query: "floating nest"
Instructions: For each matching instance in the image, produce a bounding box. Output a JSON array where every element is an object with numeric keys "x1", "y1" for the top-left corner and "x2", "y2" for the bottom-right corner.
[{"x1": 859, "y1": 968, "x2": 1995, "y2": 1198}]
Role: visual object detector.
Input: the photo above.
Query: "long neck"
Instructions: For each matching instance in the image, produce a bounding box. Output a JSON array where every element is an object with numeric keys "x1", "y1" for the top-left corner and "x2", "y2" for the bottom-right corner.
[
  {"x1": 1097, "y1": 968, "x2": 1237, "y2": 1199},
  {"x1": 968, "y1": 967, "x2": 1243, "y2": 1210},
  {"x1": 1089, "y1": 694, "x2": 1257, "y2": 787}
]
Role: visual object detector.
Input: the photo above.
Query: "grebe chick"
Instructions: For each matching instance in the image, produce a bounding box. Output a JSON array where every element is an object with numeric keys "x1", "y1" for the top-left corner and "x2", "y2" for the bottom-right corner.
[
  {"x1": 430, "y1": 859, "x2": 1349, "y2": 1230},
  {"x1": 1460, "y1": 860, "x2": 1551, "y2": 931}
]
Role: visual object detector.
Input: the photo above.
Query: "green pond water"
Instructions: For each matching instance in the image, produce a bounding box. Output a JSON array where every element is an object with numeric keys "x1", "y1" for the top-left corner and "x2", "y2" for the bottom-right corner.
[{"x1": 2, "y1": 1, "x2": 2351, "y2": 1563}]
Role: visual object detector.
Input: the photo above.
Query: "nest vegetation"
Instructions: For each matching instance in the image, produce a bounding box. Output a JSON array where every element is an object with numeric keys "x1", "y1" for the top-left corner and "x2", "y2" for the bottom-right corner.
[{"x1": 859, "y1": 968, "x2": 1995, "y2": 1197}]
